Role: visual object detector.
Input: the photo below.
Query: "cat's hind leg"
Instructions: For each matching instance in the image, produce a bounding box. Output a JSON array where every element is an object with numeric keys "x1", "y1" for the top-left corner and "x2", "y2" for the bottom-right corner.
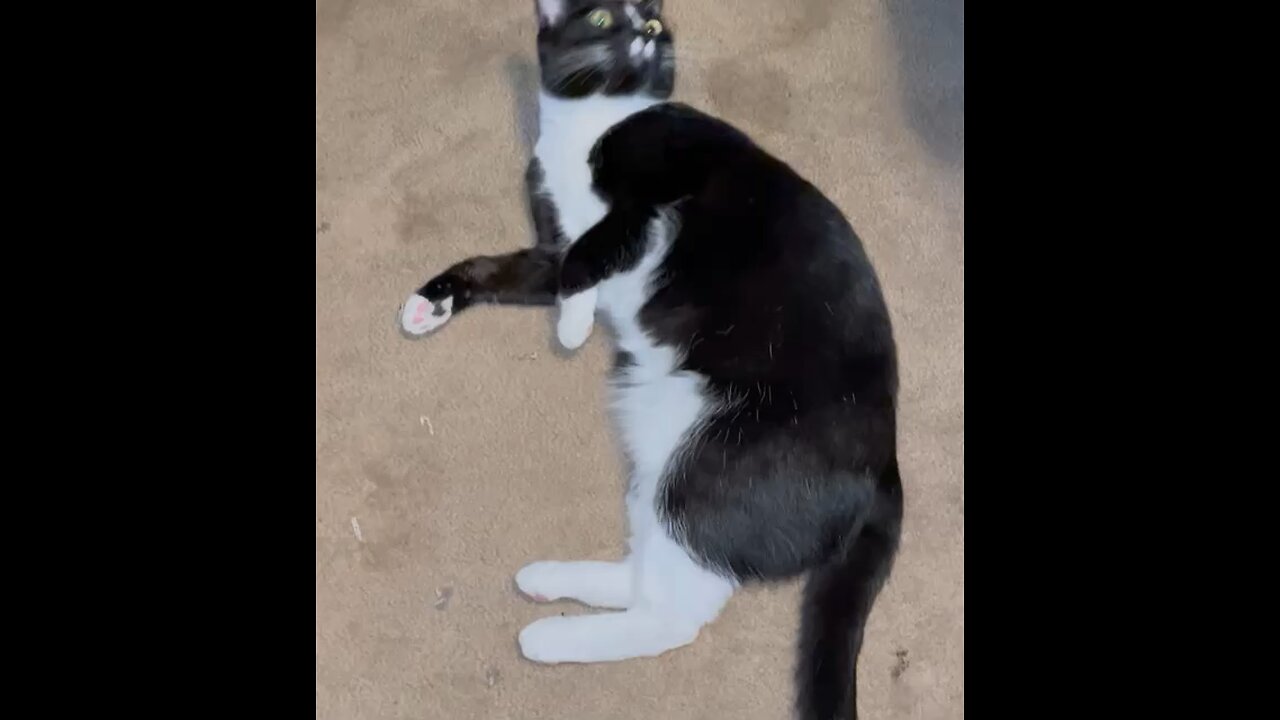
[
  {"x1": 517, "y1": 529, "x2": 734, "y2": 664},
  {"x1": 515, "y1": 560, "x2": 633, "y2": 609}
]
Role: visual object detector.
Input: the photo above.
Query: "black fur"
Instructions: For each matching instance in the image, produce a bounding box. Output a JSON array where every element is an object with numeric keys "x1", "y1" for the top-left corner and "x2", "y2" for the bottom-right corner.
[
  {"x1": 558, "y1": 202, "x2": 653, "y2": 294},
  {"x1": 561, "y1": 102, "x2": 903, "y2": 720},
  {"x1": 526, "y1": 158, "x2": 566, "y2": 248},
  {"x1": 408, "y1": 6, "x2": 901, "y2": 719},
  {"x1": 413, "y1": 158, "x2": 562, "y2": 313},
  {"x1": 411, "y1": 0, "x2": 677, "y2": 313},
  {"x1": 415, "y1": 246, "x2": 559, "y2": 312},
  {"x1": 536, "y1": 0, "x2": 674, "y2": 99}
]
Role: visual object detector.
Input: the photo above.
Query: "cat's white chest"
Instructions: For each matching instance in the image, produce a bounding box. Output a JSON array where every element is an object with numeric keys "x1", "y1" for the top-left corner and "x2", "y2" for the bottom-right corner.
[
  {"x1": 536, "y1": 95, "x2": 702, "y2": 464},
  {"x1": 534, "y1": 92, "x2": 658, "y2": 243},
  {"x1": 537, "y1": 148, "x2": 605, "y2": 242}
]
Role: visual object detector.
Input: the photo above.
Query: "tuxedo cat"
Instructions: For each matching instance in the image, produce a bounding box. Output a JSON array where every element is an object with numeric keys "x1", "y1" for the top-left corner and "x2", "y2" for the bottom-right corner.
[{"x1": 400, "y1": 3, "x2": 902, "y2": 719}]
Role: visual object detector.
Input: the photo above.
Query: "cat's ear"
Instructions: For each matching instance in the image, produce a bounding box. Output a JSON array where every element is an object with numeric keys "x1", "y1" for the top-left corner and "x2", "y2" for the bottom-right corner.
[{"x1": 535, "y1": 0, "x2": 566, "y2": 26}]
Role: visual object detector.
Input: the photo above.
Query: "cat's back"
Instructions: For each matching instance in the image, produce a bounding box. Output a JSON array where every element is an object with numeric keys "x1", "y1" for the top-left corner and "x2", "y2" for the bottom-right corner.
[
  {"x1": 597, "y1": 102, "x2": 882, "y2": 294},
  {"x1": 624, "y1": 105, "x2": 896, "y2": 401}
]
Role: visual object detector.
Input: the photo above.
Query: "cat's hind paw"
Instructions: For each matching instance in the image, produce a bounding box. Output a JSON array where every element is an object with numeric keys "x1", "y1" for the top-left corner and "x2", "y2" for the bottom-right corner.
[
  {"x1": 516, "y1": 560, "x2": 633, "y2": 609},
  {"x1": 518, "y1": 611, "x2": 700, "y2": 664}
]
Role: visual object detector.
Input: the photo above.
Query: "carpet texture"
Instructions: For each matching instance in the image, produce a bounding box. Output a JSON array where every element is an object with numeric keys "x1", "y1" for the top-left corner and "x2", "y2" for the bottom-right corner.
[{"x1": 316, "y1": 1, "x2": 963, "y2": 717}]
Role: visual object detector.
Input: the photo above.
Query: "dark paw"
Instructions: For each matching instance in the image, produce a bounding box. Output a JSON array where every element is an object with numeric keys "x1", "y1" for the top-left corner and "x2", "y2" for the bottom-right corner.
[{"x1": 420, "y1": 273, "x2": 463, "y2": 302}]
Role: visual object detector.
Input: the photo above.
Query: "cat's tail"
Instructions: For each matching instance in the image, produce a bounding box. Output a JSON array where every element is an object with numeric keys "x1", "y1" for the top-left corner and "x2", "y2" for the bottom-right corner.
[{"x1": 796, "y1": 460, "x2": 904, "y2": 720}]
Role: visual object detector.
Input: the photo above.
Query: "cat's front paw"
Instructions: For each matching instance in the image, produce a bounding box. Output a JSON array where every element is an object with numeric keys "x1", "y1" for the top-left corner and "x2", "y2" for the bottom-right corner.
[
  {"x1": 400, "y1": 275, "x2": 461, "y2": 336},
  {"x1": 556, "y1": 288, "x2": 598, "y2": 350}
]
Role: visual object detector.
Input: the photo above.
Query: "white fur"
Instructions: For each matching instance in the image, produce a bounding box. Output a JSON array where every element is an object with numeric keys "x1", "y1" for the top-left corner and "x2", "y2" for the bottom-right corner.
[
  {"x1": 400, "y1": 294, "x2": 452, "y2": 335},
  {"x1": 517, "y1": 560, "x2": 633, "y2": 609},
  {"x1": 536, "y1": 91, "x2": 659, "y2": 350},
  {"x1": 534, "y1": 92, "x2": 658, "y2": 243},
  {"x1": 535, "y1": 0, "x2": 565, "y2": 24},
  {"x1": 557, "y1": 287, "x2": 597, "y2": 349},
  {"x1": 518, "y1": 208, "x2": 737, "y2": 664}
]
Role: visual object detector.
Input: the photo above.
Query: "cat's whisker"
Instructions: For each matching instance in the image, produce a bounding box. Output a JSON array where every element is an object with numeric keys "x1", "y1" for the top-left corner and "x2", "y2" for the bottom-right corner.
[
  {"x1": 660, "y1": 46, "x2": 722, "y2": 55},
  {"x1": 659, "y1": 54, "x2": 715, "y2": 65}
]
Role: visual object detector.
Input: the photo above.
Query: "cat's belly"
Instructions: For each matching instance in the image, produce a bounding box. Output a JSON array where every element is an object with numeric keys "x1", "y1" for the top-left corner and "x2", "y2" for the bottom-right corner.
[
  {"x1": 611, "y1": 367, "x2": 709, "y2": 477},
  {"x1": 602, "y1": 209, "x2": 711, "y2": 480}
]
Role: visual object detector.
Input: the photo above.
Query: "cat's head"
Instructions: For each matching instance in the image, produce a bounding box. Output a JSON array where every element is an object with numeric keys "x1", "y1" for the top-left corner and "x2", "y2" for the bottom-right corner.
[{"x1": 534, "y1": 0, "x2": 675, "y2": 99}]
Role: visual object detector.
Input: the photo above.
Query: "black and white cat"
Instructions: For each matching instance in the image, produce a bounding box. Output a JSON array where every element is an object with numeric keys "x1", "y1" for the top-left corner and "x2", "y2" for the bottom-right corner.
[{"x1": 400, "y1": 2, "x2": 902, "y2": 719}]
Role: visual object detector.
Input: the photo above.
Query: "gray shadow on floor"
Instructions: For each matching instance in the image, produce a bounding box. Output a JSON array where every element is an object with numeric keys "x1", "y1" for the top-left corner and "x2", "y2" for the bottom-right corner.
[
  {"x1": 505, "y1": 55, "x2": 571, "y2": 358},
  {"x1": 507, "y1": 56, "x2": 541, "y2": 154},
  {"x1": 882, "y1": 0, "x2": 964, "y2": 167}
]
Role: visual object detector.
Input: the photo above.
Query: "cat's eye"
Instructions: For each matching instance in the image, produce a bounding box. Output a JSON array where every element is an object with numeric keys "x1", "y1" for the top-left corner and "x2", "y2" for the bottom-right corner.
[
  {"x1": 587, "y1": 9, "x2": 613, "y2": 28},
  {"x1": 643, "y1": 19, "x2": 663, "y2": 37}
]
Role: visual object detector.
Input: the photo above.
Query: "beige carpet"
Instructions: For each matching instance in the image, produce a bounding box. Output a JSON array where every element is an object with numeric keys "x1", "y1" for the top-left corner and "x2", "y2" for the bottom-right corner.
[{"x1": 316, "y1": 1, "x2": 963, "y2": 718}]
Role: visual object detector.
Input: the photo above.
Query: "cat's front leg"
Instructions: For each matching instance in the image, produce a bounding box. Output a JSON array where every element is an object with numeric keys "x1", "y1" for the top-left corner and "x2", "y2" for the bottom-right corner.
[
  {"x1": 556, "y1": 288, "x2": 598, "y2": 350},
  {"x1": 554, "y1": 221, "x2": 613, "y2": 350},
  {"x1": 588, "y1": 104, "x2": 706, "y2": 205},
  {"x1": 554, "y1": 206, "x2": 653, "y2": 349},
  {"x1": 401, "y1": 273, "x2": 462, "y2": 336},
  {"x1": 400, "y1": 247, "x2": 559, "y2": 336}
]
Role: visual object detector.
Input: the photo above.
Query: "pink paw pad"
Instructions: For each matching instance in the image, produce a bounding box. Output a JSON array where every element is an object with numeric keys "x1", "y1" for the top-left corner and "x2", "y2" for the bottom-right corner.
[{"x1": 401, "y1": 293, "x2": 453, "y2": 336}]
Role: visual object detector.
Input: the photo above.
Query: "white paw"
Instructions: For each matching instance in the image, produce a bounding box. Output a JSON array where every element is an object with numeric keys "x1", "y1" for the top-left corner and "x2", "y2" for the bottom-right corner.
[
  {"x1": 515, "y1": 561, "x2": 563, "y2": 603},
  {"x1": 401, "y1": 293, "x2": 453, "y2": 336},
  {"x1": 557, "y1": 288, "x2": 597, "y2": 350},
  {"x1": 518, "y1": 616, "x2": 580, "y2": 664},
  {"x1": 518, "y1": 611, "x2": 701, "y2": 664},
  {"x1": 515, "y1": 560, "x2": 634, "y2": 609}
]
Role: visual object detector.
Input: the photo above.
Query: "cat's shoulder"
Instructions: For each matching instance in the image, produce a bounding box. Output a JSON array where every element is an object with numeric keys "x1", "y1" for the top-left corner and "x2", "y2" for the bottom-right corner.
[
  {"x1": 629, "y1": 101, "x2": 723, "y2": 127},
  {"x1": 616, "y1": 102, "x2": 757, "y2": 147}
]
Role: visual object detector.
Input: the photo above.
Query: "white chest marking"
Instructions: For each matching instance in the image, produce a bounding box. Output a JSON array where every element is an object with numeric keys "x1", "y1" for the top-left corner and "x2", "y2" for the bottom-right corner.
[{"x1": 534, "y1": 92, "x2": 659, "y2": 243}]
